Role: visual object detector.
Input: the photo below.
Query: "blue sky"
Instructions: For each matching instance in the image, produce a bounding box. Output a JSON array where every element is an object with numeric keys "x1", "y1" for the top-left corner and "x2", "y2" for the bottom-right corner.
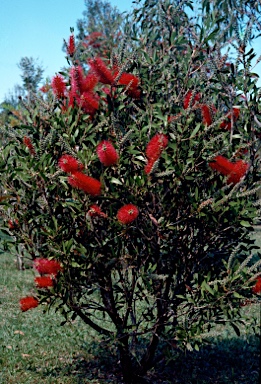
[
  {"x1": 0, "y1": 1, "x2": 260, "y2": 103},
  {"x1": 0, "y1": 0, "x2": 132, "y2": 103}
]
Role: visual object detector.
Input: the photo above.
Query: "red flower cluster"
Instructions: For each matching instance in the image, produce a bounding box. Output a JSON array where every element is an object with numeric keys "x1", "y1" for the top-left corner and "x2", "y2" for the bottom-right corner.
[
  {"x1": 83, "y1": 32, "x2": 104, "y2": 49},
  {"x1": 183, "y1": 90, "x2": 241, "y2": 131},
  {"x1": 58, "y1": 154, "x2": 84, "y2": 173},
  {"x1": 88, "y1": 204, "x2": 107, "y2": 218},
  {"x1": 33, "y1": 258, "x2": 62, "y2": 276},
  {"x1": 96, "y1": 140, "x2": 119, "y2": 166},
  {"x1": 67, "y1": 34, "x2": 75, "y2": 56},
  {"x1": 51, "y1": 45, "x2": 141, "y2": 117},
  {"x1": 117, "y1": 204, "x2": 139, "y2": 224},
  {"x1": 201, "y1": 104, "x2": 214, "y2": 126},
  {"x1": 51, "y1": 64, "x2": 99, "y2": 116},
  {"x1": 89, "y1": 57, "x2": 114, "y2": 85},
  {"x1": 183, "y1": 91, "x2": 201, "y2": 109},
  {"x1": 39, "y1": 84, "x2": 51, "y2": 93},
  {"x1": 68, "y1": 66, "x2": 100, "y2": 115},
  {"x1": 117, "y1": 73, "x2": 141, "y2": 99},
  {"x1": 23, "y1": 136, "x2": 36, "y2": 156},
  {"x1": 68, "y1": 172, "x2": 101, "y2": 196},
  {"x1": 51, "y1": 74, "x2": 67, "y2": 99},
  {"x1": 144, "y1": 133, "x2": 168, "y2": 174},
  {"x1": 209, "y1": 155, "x2": 249, "y2": 184},
  {"x1": 34, "y1": 276, "x2": 54, "y2": 288},
  {"x1": 20, "y1": 296, "x2": 39, "y2": 312},
  {"x1": 220, "y1": 107, "x2": 240, "y2": 130},
  {"x1": 252, "y1": 276, "x2": 261, "y2": 294}
]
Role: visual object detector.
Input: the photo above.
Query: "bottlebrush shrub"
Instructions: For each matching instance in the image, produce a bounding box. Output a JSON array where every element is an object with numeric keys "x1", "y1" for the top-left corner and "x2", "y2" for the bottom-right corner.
[{"x1": 1, "y1": 1, "x2": 261, "y2": 383}]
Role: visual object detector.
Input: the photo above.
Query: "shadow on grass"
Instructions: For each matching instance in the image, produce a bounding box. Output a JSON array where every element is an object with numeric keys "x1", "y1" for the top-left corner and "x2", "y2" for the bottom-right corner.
[{"x1": 35, "y1": 334, "x2": 260, "y2": 384}]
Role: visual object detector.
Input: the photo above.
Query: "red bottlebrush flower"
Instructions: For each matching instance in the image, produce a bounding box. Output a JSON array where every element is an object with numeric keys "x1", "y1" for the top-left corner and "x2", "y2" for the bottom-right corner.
[
  {"x1": 117, "y1": 204, "x2": 139, "y2": 224},
  {"x1": 34, "y1": 276, "x2": 54, "y2": 288},
  {"x1": 145, "y1": 133, "x2": 168, "y2": 160},
  {"x1": 51, "y1": 74, "x2": 66, "y2": 98},
  {"x1": 39, "y1": 84, "x2": 51, "y2": 93},
  {"x1": 88, "y1": 57, "x2": 114, "y2": 85},
  {"x1": 118, "y1": 73, "x2": 139, "y2": 89},
  {"x1": 67, "y1": 89, "x2": 76, "y2": 109},
  {"x1": 84, "y1": 32, "x2": 104, "y2": 48},
  {"x1": 144, "y1": 158, "x2": 157, "y2": 175},
  {"x1": 117, "y1": 73, "x2": 141, "y2": 98},
  {"x1": 227, "y1": 160, "x2": 249, "y2": 185},
  {"x1": 209, "y1": 156, "x2": 249, "y2": 185},
  {"x1": 201, "y1": 104, "x2": 213, "y2": 126},
  {"x1": 20, "y1": 296, "x2": 39, "y2": 312},
  {"x1": 23, "y1": 136, "x2": 36, "y2": 156},
  {"x1": 209, "y1": 155, "x2": 234, "y2": 176},
  {"x1": 96, "y1": 140, "x2": 119, "y2": 166},
  {"x1": 252, "y1": 276, "x2": 261, "y2": 294},
  {"x1": 58, "y1": 154, "x2": 84, "y2": 173},
  {"x1": 82, "y1": 73, "x2": 99, "y2": 92},
  {"x1": 220, "y1": 107, "x2": 240, "y2": 130},
  {"x1": 68, "y1": 172, "x2": 101, "y2": 196},
  {"x1": 33, "y1": 258, "x2": 62, "y2": 276},
  {"x1": 78, "y1": 91, "x2": 99, "y2": 116},
  {"x1": 88, "y1": 204, "x2": 107, "y2": 218},
  {"x1": 70, "y1": 65, "x2": 85, "y2": 94},
  {"x1": 183, "y1": 91, "x2": 201, "y2": 109},
  {"x1": 67, "y1": 34, "x2": 75, "y2": 56}
]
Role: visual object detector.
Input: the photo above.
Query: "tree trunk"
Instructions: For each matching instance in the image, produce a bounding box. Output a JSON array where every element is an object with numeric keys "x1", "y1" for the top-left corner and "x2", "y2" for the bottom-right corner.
[{"x1": 117, "y1": 335, "x2": 149, "y2": 383}]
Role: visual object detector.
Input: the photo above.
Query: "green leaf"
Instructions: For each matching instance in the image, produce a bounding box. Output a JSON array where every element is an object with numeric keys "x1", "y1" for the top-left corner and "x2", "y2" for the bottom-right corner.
[
  {"x1": 240, "y1": 221, "x2": 251, "y2": 227},
  {"x1": 231, "y1": 322, "x2": 240, "y2": 336},
  {"x1": 111, "y1": 177, "x2": 123, "y2": 185}
]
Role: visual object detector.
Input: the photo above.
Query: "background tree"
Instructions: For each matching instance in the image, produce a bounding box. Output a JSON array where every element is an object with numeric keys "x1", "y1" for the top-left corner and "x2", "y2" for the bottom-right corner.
[
  {"x1": 75, "y1": 0, "x2": 124, "y2": 60},
  {"x1": 17, "y1": 56, "x2": 44, "y2": 96}
]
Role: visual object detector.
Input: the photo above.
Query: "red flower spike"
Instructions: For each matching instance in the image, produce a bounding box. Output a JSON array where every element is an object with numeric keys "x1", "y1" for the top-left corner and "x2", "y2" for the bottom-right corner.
[
  {"x1": 144, "y1": 158, "x2": 156, "y2": 175},
  {"x1": 23, "y1": 136, "x2": 36, "y2": 156},
  {"x1": 253, "y1": 276, "x2": 261, "y2": 294},
  {"x1": 183, "y1": 91, "x2": 201, "y2": 109},
  {"x1": 34, "y1": 276, "x2": 54, "y2": 288},
  {"x1": 58, "y1": 155, "x2": 84, "y2": 173},
  {"x1": 70, "y1": 66, "x2": 85, "y2": 94},
  {"x1": 209, "y1": 156, "x2": 249, "y2": 185},
  {"x1": 88, "y1": 57, "x2": 114, "y2": 85},
  {"x1": 68, "y1": 172, "x2": 101, "y2": 196},
  {"x1": 209, "y1": 155, "x2": 234, "y2": 176},
  {"x1": 220, "y1": 107, "x2": 240, "y2": 130},
  {"x1": 227, "y1": 160, "x2": 249, "y2": 185},
  {"x1": 145, "y1": 133, "x2": 168, "y2": 160},
  {"x1": 67, "y1": 34, "x2": 75, "y2": 56},
  {"x1": 82, "y1": 73, "x2": 99, "y2": 92},
  {"x1": 117, "y1": 73, "x2": 141, "y2": 98},
  {"x1": 33, "y1": 258, "x2": 62, "y2": 276},
  {"x1": 51, "y1": 74, "x2": 66, "y2": 98},
  {"x1": 84, "y1": 32, "x2": 104, "y2": 48},
  {"x1": 96, "y1": 140, "x2": 119, "y2": 166},
  {"x1": 20, "y1": 296, "x2": 39, "y2": 312},
  {"x1": 117, "y1": 204, "x2": 139, "y2": 225},
  {"x1": 88, "y1": 204, "x2": 107, "y2": 218},
  {"x1": 78, "y1": 92, "x2": 99, "y2": 116},
  {"x1": 201, "y1": 104, "x2": 213, "y2": 126},
  {"x1": 39, "y1": 84, "x2": 51, "y2": 93}
]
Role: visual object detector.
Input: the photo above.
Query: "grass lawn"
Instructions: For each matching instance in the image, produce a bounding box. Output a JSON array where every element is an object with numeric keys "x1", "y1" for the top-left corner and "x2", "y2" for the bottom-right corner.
[{"x1": 0, "y1": 250, "x2": 260, "y2": 384}]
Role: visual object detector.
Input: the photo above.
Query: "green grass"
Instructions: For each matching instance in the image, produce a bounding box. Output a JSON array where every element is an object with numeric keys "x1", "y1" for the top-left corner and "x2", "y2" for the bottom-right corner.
[{"x1": 0, "y1": 251, "x2": 260, "y2": 384}]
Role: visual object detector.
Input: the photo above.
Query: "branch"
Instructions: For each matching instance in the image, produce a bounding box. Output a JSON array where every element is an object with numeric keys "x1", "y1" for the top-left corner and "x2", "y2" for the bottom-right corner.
[{"x1": 70, "y1": 304, "x2": 112, "y2": 337}]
